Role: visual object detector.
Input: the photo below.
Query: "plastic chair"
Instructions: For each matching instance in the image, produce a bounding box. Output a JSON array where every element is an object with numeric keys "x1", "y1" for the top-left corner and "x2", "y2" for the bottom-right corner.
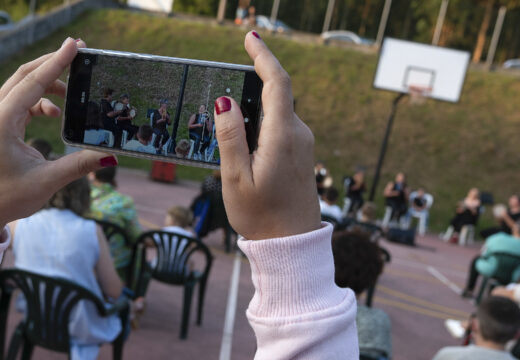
[
  {"x1": 403, "y1": 192, "x2": 433, "y2": 236},
  {"x1": 93, "y1": 219, "x2": 134, "y2": 285},
  {"x1": 0, "y1": 269, "x2": 129, "y2": 360},
  {"x1": 130, "y1": 231, "x2": 213, "y2": 339},
  {"x1": 475, "y1": 252, "x2": 520, "y2": 304}
]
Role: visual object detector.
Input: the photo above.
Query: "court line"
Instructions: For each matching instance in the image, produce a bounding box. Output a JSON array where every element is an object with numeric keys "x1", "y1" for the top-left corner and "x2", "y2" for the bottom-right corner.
[
  {"x1": 392, "y1": 257, "x2": 466, "y2": 278},
  {"x1": 377, "y1": 285, "x2": 469, "y2": 317},
  {"x1": 374, "y1": 296, "x2": 467, "y2": 321},
  {"x1": 427, "y1": 266, "x2": 462, "y2": 295},
  {"x1": 384, "y1": 268, "x2": 445, "y2": 285}
]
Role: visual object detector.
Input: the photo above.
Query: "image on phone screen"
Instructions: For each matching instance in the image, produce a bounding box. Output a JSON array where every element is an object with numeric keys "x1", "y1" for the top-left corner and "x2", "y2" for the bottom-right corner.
[{"x1": 63, "y1": 50, "x2": 263, "y2": 168}]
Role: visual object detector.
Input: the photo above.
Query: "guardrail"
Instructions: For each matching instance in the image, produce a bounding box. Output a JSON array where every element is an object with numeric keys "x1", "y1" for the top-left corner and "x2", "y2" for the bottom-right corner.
[{"x1": 0, "y1": 0, "x2": 118, "y2": 63}]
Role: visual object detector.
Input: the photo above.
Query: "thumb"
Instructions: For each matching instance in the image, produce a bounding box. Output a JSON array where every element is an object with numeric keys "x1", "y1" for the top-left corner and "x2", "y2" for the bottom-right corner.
[
  {"x1": 214, "y1": 96, "x2": 251, "y2": 183},
  {"x1": 45, "y1": 150, "x2": 117, "y2": 191}
]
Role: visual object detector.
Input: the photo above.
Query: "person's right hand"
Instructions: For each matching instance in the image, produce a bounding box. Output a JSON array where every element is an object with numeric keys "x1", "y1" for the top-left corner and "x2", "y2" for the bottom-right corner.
[
  {"x1": 0, "y1": 38, "x2": 117, "y2": 227},
  {"x1": 214, "y1": 32, "x2": 321, "y2": 240}
]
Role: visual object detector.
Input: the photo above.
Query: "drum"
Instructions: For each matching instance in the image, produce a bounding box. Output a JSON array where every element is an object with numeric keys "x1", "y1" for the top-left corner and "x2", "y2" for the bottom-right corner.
[
  {"x1": 113, "y1": 102, "x2": 125, "y2": 111},
  {"x1": 129, "y1": 108, "x2": 137, "y2": 118}
]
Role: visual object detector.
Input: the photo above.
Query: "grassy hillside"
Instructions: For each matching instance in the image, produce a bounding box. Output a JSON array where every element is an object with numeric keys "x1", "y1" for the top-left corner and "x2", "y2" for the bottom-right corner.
[{"x1": 1, "y1": 9, "x2": 519, "y2": 232}]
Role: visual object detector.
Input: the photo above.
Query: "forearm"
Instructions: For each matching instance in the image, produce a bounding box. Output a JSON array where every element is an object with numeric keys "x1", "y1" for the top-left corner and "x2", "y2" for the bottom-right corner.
[{"x1": 238, "y1": 223, "x2": 358, "y2": 360}]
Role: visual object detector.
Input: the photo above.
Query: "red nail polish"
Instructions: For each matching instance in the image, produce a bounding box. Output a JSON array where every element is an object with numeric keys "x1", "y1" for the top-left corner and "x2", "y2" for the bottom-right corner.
[
  {"x1": 252, "y1": 31, "x2": 261, "y2": 39},
  {"x1": 100, "y1": 156, "x2": 117, "y2": 167},
  {"x1": 215, "y1": 97, "x2": 232, "y2": 115}
]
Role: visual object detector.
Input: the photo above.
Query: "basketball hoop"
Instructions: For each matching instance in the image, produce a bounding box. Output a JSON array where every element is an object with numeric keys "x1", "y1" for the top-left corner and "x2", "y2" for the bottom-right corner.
[{"x1": 408, "y1": 85, "x2": 432, "y2": 105}]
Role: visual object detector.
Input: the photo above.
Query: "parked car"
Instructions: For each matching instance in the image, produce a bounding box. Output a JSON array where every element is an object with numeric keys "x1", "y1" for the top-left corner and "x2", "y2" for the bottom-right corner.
[
  {"x1": 321, "y1": 30, "x2": 375, "y2": 46},
  {"x1": 503, "y1": 59, "x2": 520, "y2": 69},
  {"x1": 255, "y1": 15, "x2": 291, "y2": 34},
  {"x1": 0, "y1": 11, "x2": 15, "y2": 32}
]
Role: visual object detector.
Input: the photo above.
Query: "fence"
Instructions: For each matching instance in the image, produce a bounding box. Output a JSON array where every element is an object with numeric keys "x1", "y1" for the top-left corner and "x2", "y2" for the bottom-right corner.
[{"x1": 0, "y1": 0, "x2": 118, "y2": 63}]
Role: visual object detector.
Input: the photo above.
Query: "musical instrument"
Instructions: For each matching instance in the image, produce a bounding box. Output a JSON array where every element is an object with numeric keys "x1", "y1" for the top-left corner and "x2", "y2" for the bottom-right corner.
[{"x1": 114, "y1": 102, "x2": 137, "y2": 118}]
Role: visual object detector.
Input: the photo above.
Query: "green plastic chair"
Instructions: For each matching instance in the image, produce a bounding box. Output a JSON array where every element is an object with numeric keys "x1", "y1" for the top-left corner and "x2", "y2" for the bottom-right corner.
[
  {"x1": 0, "y1": 269, "x2": 129, "y2": 360},
  {"x1": 130, "y1": 230, "x2": 213, "y2": 339},
  {"x1": 476, "y1": 252, "x2": 520, "y2": 304}
]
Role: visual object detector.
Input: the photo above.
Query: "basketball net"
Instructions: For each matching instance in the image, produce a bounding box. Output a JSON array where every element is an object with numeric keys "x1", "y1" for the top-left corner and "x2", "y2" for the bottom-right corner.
[{"x1": 408, "y1": 85, "x2": 432, "y2": 105}]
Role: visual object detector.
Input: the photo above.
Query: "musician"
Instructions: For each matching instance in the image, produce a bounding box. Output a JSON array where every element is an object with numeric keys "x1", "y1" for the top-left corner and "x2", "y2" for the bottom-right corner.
[
  {"x1": 100, "y1": 88, "x2": 123, "y2": 145},
  {"x1": 151, "y1": 99, "x2": 171, "y2": 148},
  {"x1": 188, "y1": 104, "x2": 213, "y2": 160},
  {"x1": 114, "y1": 94, "x2": 138, "y2": 144}
]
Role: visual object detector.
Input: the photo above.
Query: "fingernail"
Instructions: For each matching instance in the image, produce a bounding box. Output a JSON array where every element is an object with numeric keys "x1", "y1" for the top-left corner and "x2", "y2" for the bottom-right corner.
[
  {"x1": 75, "y1": 38, "x2": 82, "y2": 43},
  {"x1": 61, "y1": 37, "x2": 72, "y2": 47},
  {"x1": 215, "y1": 97, "x2": 232, "y2": 115},
  {"x1": 100, "y1": 156, "x2": 117, "y2": 167},
  {"x1": 252, "y1": 31, "x2": 261, "y2": 39}
]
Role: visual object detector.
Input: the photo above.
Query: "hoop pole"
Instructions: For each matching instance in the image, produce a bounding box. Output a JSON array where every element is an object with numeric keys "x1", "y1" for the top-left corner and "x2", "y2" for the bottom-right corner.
[{"x1": 368, "y1": 93, "x2": 405, "y2": 202}]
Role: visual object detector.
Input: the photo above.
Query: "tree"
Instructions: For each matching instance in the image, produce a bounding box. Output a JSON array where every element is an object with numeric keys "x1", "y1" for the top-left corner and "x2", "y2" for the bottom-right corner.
[{"x1": 472, "y1": 0, "x2": 495, "y2": 63}]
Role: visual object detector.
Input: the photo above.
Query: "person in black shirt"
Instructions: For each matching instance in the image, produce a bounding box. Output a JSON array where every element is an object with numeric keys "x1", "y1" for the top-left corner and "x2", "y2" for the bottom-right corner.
[
  {"x1": 100, "y1": 88, "x2": 124, "y2": 148},
  {"x1": 188, "y1": 105, "x2": 213, "y2": 160},
  {"x1": 114, "y1": 94, "x2": 138, "y2": 144},
  {"x1": 481, "y1": 194, "x2": 520, "y2": 238},
  {"x1": 151, "y1": 99, "x2": 171, "y2": 148},
  {"x1": 383, "y1": 172, "x2": 409, "y2": 221},
  {"x1": 343, "y1": 169, "x2": 366, "y2": 216}
]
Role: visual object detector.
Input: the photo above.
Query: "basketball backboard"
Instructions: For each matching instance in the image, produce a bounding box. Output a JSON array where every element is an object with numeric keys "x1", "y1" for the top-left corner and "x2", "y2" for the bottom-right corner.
[
  {"x1": 373, "y1": 38, "x2": 470, "y2": 103},
  {"x1": 127, "y1": 0, "x2": 173, "y2": 13}
]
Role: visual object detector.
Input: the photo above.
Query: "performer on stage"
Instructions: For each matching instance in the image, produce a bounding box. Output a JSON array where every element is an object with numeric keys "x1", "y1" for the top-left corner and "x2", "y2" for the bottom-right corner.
[
  {"x1": 114, "y1": 94, "x2": 138, "y2": 144},
  {"x1": 188, "y1": 104, "x2": 213, "y2": 160},
  {"x1": 100, "y1": 88, "x2": 123, "y2": 147},
  {"x1": 151, "y1": 99, "x2": 171, "y2": 148}
]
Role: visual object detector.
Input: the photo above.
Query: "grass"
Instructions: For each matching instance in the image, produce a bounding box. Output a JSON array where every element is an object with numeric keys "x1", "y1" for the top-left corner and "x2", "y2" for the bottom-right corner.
[{"x1": 2, "y1": 9, "x2": 520, "y2": 232}]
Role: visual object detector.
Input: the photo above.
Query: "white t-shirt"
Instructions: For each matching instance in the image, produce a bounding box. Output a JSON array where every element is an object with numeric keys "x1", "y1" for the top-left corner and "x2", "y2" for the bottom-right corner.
[
  {"x1": 319, "y1": 199, "x2": 343, "y2": 222},
  {"x1": 123, "y1": 140, "x2": 156, "y2": 154}
]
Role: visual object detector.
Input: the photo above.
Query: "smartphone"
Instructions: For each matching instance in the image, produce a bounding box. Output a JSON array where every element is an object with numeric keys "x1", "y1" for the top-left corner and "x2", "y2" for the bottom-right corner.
[{"x1": 63, "y1": 48, "x2": 263, "y2": 169}]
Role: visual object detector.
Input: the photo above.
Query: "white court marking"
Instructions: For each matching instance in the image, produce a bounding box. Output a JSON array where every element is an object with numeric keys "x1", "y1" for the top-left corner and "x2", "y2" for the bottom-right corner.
[{"x1": 427, "y1": 266, "x2": 462, "y2": 295}]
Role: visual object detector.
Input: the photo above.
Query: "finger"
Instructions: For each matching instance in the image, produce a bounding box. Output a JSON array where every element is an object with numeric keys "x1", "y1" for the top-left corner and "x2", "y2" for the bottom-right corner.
[
  {"x1": 0, "y1": 53, "x2": 53, "y2": 100},
  {"x1": 47, "y1": 79, "x2": 66, "y2": 98},
  {"x1": 29, "y1": 98, "x2": 61, "y2": 118},
  {"x1": 43, "y1": 150, "x2": 117, "y2": 192},
  {"x1": 214, "y1": 96, "x2": 252, "y2": 185},
  {"x1": 0, "y1": 38, "x2": 78, "y2": 118},
  {"x1": 244, "y1": 31, "x2": 294, "y2": 120}
]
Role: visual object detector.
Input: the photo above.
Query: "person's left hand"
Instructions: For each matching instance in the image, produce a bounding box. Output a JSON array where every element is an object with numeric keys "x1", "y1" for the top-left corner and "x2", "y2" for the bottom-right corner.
[{"x1": 0, "y1": 38, "x2": 117, "y2": 227}]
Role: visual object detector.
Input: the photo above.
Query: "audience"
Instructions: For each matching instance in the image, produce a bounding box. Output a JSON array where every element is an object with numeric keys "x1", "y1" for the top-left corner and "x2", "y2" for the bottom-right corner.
[
  {"x1": 383, "y1": 172, "x2": 409, "y2": 222},
  {"x1": 444, "y1": 188, "x2": 481, "y2": 242},
  {"x1": 88, "y1": 167, "x2": 141, "y2": 282},
  {"x1": 315, "y1": 161, "x2": 333, "y2": 196},
  {"x1": 123, "y1": 124, "x2": 157, "y2": 154},
  {"x1": 461, "y1": 223, "x2": 520, "y2": 299},
  {"x1": 8, "y1": 177, "x2": 123, "y2": 359},
  {"x1": 481, "y1": 194, "x2": 520, "y2": 239},
  {"x1": 360, "y1": 202, "x2": 377, "y2": 224},
  {"x1": 332, "y1": 230, "x2": 392, "y2": 359},
  {"x1": 405, "y1": 187, "x2": 432, "y2": 235},
  {"x1": 320, "y1": 186, "x2": 343, "y2": 222},
  {"x1": 433, "y1": 296, "x2": 520, "y2": 360}
]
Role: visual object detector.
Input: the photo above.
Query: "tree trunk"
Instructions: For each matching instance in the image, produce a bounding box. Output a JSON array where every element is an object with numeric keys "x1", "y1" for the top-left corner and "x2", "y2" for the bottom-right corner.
[
  {"x1": 358, "y1": 0, "x2": 372, "y2": 36},
  {"x1": 472, "y1": 0, "x2": 495, "y2": 63}
]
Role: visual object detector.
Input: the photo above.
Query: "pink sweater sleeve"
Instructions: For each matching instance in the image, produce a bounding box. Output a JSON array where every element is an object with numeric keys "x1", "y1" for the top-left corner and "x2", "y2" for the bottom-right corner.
[{"x1": 238, "y1": 222, "x2": 359, "y2": 360}]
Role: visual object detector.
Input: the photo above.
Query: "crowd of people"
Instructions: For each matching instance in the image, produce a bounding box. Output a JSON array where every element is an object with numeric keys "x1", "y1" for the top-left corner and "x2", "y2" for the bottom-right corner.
[{"x1": 1, "y1": 32, "x2": 520, "y2": 360}]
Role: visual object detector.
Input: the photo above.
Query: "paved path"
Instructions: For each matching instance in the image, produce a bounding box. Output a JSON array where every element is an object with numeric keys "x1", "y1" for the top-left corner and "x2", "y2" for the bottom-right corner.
[{"x1": 2, "y1": 167, "x2": 481, "y2": 359}]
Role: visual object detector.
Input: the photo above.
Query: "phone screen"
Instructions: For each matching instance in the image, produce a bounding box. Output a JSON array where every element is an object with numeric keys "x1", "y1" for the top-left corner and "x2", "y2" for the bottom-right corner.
[{"x1": 63, "y1": 49, "x2": 263, "y2": 168}]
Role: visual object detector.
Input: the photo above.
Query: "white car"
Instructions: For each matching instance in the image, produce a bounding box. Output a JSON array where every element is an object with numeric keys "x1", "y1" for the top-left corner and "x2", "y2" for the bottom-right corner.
[
  {"x1": 321, "y1": 30, "x2": 375, "y2": 46},
  {"x1": 503, "y1": 59, "x2": 520, "y2": 69},
  {"x1": 255, "y1": 15, "x2": 291, "y2": 34}
]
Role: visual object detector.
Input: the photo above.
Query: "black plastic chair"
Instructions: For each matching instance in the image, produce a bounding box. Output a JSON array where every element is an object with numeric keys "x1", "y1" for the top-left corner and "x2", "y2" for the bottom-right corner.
[
  {"x1": 130, "y1": 230, "x2": 213, "y2": 339},
  {"x1": 0, "y1": 269, "x2": 129, "y2": 360},
  {"x1": 476, "y1": 252, "x2": 520, "y2": 304},
  {"x1": 93, "y1": 219, "x2": 134, "y2": 285}
]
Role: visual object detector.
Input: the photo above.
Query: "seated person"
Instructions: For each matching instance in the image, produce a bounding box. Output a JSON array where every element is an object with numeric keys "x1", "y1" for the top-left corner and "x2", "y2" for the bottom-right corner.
[
  {"x1": 444, "y1": 188, "x2": 481, "y2": 241},
  {"x1": 461, "y1": 223, "x2": 520, "y2": 298},
  {"x1": 175, "y1": 139, "x2": 191, "y2": 158},
  {"x1": 85, "y1": 101, "x2": 103, "y2": 130},
  {"x1": 343, "y1": 168, "x2": 366, "y2": 216},
  {"x1": 123, "y1": 125, "x2": 157, "y2": 154},
  {"x1": 481, "y1": 194, "x2": 520, "y2": 239},
  {"x1": 26, "y1": 138, "x2": 53, "y2": 160},
  {"x1": 151, "y1": 99, "x2": 171, "y2": 148},
  {"x1": 100, "y1": 88, "x2": 124, "y2": 147},
  {"x1": 320, "y1": 187, "x2": 343, "y2": 222},
  {"x1": 188, "y1": 105, "x2": 213, "y2": 160},
  {"x1": 114, "y1": 94, "x2": 138, "y2": 144},
  {"x1": 88, "y1": 167, "x2": 141, "y2": 282},
  {"x1": 332, "y1": 230, "x2": 392, "y2": 359},
  {"x1": 433, "y1": 296, "x2": 520, "y2": 360},
  {"x1": 360, "y1": 202, "x2": 377, "y2": 224},
  {"x1": 383, "y1": 172, "x2": 409, "y2": 221},
  {"x1": 405, "y1": 188, "x2": 432, "y2": 232},
  {"x1": 8, "y1": 177, "x2": 123, "y2": 360},
  {"x1": 315, "y1": 161, "x2": 333, "y2": 196}
]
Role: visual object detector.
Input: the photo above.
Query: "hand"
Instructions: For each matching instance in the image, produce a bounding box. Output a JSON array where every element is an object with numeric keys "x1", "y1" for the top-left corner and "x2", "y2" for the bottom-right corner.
[
  {"x1": 214, "y1": 32, "x2": 320, "y2": 240},
  {"x1": 0, "y1": 38, "x2": 117, "y2": 226}
]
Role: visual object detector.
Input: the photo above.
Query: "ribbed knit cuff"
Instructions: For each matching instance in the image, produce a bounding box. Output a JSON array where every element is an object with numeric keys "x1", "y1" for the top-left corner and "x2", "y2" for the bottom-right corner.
[
  {"x1": 238, "y1": 222, "x2": 349, "y2": 319},
  {"x1": 0, "y1": 226, "x2": 11, "y2": 265}
]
